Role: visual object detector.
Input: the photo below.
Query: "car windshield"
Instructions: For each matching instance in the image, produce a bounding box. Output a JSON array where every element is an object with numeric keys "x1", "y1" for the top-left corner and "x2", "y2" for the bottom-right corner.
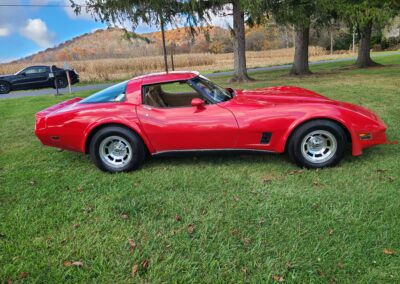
[
  {"x1": 80, "y1": 81, "x2": 128, "y2": 103},
  {"x1": 190, "y1": 75, "x2": 233, "y2": 103}
]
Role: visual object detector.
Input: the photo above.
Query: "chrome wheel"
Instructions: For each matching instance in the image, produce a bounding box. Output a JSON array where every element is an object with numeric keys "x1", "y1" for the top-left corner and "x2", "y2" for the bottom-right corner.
[
  {"x1": 300, "y1": 130, "x2": 337, "y2": 164},
  {"x1": 99, "y1": 136, "x2": 133, "y2": 169}
]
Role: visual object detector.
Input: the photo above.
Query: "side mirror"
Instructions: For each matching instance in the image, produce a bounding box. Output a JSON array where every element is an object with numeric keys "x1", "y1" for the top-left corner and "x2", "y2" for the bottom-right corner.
[
  {"x1": 226, "y1": 87, "x2": 234, "y2": 93},
  {"x1": 20, "y1": 72, "x2": 26, "y2": 76},
  {"x1": 191, "y1": 98, "x2": 205, "y2": 108}
]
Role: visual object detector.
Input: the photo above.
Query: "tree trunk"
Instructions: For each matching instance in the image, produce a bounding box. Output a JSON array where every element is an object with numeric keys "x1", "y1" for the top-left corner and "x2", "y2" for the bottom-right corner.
[
  {"x1": 330, "y1": 28, "x2": 334, "y2": 55},
  {"x1": 356, "y1": 21, "x2": 379, "y2": 68},
  {"x1": 291, "y1": 25, "x2": 311, "y2": 75},
  {"x1": 230, "y1": 0, "x2": 253, "y2": 82},
  {"x1": 160, "y1": 14, "x2": 169, "y2": 73}
]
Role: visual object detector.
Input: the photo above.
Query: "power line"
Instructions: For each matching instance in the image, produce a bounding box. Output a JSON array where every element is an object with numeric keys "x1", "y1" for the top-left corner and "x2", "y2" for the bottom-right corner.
[{"x1": 0, "y1": 4, "x2": 72, "y2": 7}]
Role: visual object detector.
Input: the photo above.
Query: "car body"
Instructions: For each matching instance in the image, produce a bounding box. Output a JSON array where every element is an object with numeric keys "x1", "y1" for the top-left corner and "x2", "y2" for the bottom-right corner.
[
  {"x1": 35, "y1": 71, "x2": 387, "y2": 172},
  {"x1": 0, "y1": 65, "x2": 79, "y2": 94}
]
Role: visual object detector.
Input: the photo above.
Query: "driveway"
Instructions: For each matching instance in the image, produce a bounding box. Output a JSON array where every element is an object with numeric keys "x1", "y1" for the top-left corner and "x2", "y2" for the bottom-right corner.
[{"x1": 1, "y1": 52, "x2": 398, "y2": 100}]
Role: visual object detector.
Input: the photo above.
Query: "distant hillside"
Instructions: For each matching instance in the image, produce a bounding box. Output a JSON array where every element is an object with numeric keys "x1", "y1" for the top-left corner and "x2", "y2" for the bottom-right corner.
[
  {"x1": 13, "y1": 26, "x2": 231, "y2": 64},
  {"x1": 14, "y1": 28, "x2": 158, "y2": 63}
]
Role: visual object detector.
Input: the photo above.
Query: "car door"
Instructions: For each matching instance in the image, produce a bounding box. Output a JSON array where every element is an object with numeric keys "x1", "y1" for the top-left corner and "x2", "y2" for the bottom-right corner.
[
  {"x1": 136, "y1": 82, "x2": 239, "y2": 152},
  {"x1": 13, "y1": 66, "x2": 50, "y2": 87}
]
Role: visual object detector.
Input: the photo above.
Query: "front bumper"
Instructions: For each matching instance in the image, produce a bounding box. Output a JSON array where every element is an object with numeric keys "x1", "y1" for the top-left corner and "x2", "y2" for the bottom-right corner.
[{"x1": 351, "y1": 123, "x2": 387, "y2": 156}]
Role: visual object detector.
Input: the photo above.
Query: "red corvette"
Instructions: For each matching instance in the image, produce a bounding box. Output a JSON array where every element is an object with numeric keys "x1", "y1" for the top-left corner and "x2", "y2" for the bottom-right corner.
[{"x1": 35, "y1": 71, "x2": 387, "y2": 172}]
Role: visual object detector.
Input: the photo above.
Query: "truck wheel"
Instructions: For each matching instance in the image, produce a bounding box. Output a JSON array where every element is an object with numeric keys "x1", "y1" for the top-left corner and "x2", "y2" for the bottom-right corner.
[{"x1": 0, "y1": 81, "x2": 11, "y2": 94}]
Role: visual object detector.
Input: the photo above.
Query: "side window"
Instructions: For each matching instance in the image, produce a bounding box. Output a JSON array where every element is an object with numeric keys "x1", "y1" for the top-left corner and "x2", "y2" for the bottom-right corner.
[
  {"x1": 80, "y1": 81, "x2": 127, "y2": 103},
  {"x1": 37, "y1": 66, "x2": 49, "y2": 73},
  {"x1": 142, "y1": 81, "x2": 204, "y2": 108},
  {"x1": 24, "y1": 67, "x2": 40, "y2": 74}
]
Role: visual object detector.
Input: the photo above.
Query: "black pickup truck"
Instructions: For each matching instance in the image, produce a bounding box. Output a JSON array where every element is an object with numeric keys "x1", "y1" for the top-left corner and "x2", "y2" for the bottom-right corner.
[{"x1": 0, "y1": 65, "x2": 79, "y2": 94}]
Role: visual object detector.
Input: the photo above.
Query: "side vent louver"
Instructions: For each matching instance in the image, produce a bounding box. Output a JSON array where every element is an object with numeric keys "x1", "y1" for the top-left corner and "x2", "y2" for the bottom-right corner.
[{"x1": 260, "y1": 132, "x2": 272, "y2": 144}]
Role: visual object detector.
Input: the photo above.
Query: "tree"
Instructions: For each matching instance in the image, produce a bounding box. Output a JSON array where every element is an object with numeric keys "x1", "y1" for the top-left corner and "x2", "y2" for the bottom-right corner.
[
  {"x1": 339, "y1": 0, "x2": 399, "y2": 68},
  {"x1": 196, "y1": 0, "x2": 255, "y2": 82},
  {"x1": 254, "y1": 0, "x2": 333, "y2": 75},
  {"x1": 70, "y1": 0, "x2": 203, "y2": 73}
]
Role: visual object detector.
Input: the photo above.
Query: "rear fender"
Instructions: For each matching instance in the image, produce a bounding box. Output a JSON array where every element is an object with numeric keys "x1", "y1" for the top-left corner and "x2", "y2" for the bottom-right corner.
[{"x1": 82, "y1": 118, "x2": 155, "y2": 154}]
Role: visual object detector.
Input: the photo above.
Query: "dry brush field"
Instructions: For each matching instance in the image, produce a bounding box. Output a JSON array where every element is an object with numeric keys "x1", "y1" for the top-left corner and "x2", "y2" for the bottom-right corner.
[{"x1": 0, "y1": 47, "x2": 355, "y2": 82}]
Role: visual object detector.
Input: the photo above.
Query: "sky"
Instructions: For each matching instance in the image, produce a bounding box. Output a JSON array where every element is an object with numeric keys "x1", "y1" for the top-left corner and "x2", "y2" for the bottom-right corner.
[{"x1": 0, "y1": 0, "x2": 232, "y2": 63}]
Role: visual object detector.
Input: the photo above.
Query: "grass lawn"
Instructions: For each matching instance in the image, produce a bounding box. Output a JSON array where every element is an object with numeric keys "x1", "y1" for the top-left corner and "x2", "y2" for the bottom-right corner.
[{"x1": 1, "y1": 54, "x2": 399, "y2": 283}]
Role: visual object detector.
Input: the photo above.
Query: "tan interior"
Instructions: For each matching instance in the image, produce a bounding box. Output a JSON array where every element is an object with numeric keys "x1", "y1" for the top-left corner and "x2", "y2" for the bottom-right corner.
[{"x1": 143, "y1": 84, "x2": 201, "y2": 108}]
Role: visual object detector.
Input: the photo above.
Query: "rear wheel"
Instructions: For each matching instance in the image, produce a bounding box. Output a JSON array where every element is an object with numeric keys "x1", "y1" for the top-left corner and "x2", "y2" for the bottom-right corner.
[
  {"x1": 0, "y1": 81, "x2": 11, "y2": 94},
  {"x1": 54, "y1": 77, "x2": 68, "y2": 89},
  {"x1": 89, "y1": 126, "x2": 146, "y2": 173},
  {"x1": 287, "y1": 120, "x2": 346, "y2": 168}
]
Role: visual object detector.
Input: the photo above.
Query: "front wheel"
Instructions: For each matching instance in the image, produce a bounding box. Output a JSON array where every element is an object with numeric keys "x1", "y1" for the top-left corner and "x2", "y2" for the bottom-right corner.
[
  {"x1": 0, "y1": 81, "x2": 11, "y2": 94},
  {"x1": 89, "y1": 126, "x2": 146, "y2": 173},
  {"x1": 287, "y1": 120, "x2": 347, "y2": 168}
]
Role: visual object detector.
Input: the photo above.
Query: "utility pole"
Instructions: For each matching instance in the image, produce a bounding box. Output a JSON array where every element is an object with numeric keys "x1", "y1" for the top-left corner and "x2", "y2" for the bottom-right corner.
[
  {"x1": 170, "y1": 43, "x2": 175, "y2": 71},
  {"x1": 160, "y1": 13, "x2": 169, "y2": 73}
]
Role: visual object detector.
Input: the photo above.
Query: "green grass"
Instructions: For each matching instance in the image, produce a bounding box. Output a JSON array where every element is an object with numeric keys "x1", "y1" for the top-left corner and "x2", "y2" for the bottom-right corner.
[{"x1": 1, "y1": 55, "x2": 400, "y2": 283}]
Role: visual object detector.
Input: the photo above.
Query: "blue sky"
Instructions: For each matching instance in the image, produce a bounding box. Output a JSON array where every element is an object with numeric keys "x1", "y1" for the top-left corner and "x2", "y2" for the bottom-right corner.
[
  {"x1": 0, "y1": 0, "x2": 165, "y2": 63},
  {"x1": 0, "y1": 1, "x2": 231, "y2": 63}
]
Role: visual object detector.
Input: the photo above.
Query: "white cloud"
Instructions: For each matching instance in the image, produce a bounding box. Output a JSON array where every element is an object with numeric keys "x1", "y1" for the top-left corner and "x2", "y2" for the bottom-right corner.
[
  {"x1": 0, "y1": 27, "x2": 10, "y2": 37},
  {"x1": 20, "y1": 18, "x2": 55, "y2": 48}
]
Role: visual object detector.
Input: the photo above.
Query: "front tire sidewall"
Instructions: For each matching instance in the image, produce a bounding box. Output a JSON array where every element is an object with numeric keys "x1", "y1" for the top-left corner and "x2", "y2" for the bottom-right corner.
[
  {"x1": 288, "y1": 120, "x2": 346, "y2": 169},
  {"x1": 90, "y1": 127, "x2": 145, "y2": 173}
]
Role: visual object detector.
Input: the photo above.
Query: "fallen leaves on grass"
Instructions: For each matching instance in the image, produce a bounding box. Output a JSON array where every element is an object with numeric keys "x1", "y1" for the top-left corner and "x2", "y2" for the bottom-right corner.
[
  {"x1": 376, "y1": 169, "x2": 387, "y2": 173},
  {"x1": 272, "y1": 275, "x2": 284, "y2": 282},
  {"x1": 388, "y1": 176, "x2": 395, "y2": 182},
  {"x1": 312, "y1": 203, "x2": 320, "y2": 210},
  {"x1": 233, "y1": 195, "x2": 240, "y2": 201},
  {"x1": 384, "y1": 248, "x2": 396, "y2": 255},
  {"x1": 63, "y1": 261, "x2": 83, "y2": 267},
  {"x1": 141, "y1": 259, "x2": 150, "y2": 270},
  {"x1": 175, "y1": 214, "x2": 182, "y2": 222},
  {"x1": 313, "y1": 181, "x2": 322, "y2": 187},
  {"x1": 242, "y1": 267, "x2": 248, "y2": 274},
  {"x1": 121, "y1": 214, "x2": 129, "y2": 220},
  {"x1": 337, "y1": 262, "x2": 345, "y2": 269},
  {"x1": 28, "y1": 180, "x2": 36, "y2": 186},
  {"x1": 289, "y1": 170, "x2": 304, "y2": 175},
  {"x1": 243, "y1": 237, "x2": 251, "y2": 244},
  {"x1": 77, "y1": 187, "x2": 83, "y2": 192},
  {"x1": 73, "y1": 223, "x2": 80, "y2": 228},
  {"x1": 328, "y1": 229, "x2": 334, "y2": 236},
  {"x1": 187, "y1": 224, "x2": 195, "y2": 235},
  {"x1": 84, "y1": 206, "x2": 94, "y2": 213},
  {"x1": 131, "y1": 264, "x2": 138, "y2": 277},
  {"x1": 128, "y1": 239, "x2": 137, "y2": 251},
  {"x1": 19, "y1": 272, "x2": 28, "y2": 279},
  {"x1": 262, "y1": 175, "x2": 274, "y2": 184}
]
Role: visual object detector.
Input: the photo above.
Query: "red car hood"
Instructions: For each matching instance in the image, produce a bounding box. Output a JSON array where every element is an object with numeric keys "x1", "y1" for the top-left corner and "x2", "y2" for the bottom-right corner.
[
  {"x1": 231, "y1": 86, "x2": 381, "y2": 122},
  {"x1": 234, "y1": 86, "x2": 332, "y2": 105}
]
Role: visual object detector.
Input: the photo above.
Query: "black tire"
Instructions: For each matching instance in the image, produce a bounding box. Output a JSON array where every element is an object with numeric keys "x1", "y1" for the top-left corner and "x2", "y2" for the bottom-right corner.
[
  {"x1": 54, "y1": 77, "x2": 68, "y2": 89},
  {"x1": 0, "y1": 81, "x2": 11, "y2": 94},
  {"x1": 89, "y1": 126, "x2": 146, "y2": 173},
  {"x1": 287, "y1": 120, "x2": 347, "y2": 169}
]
